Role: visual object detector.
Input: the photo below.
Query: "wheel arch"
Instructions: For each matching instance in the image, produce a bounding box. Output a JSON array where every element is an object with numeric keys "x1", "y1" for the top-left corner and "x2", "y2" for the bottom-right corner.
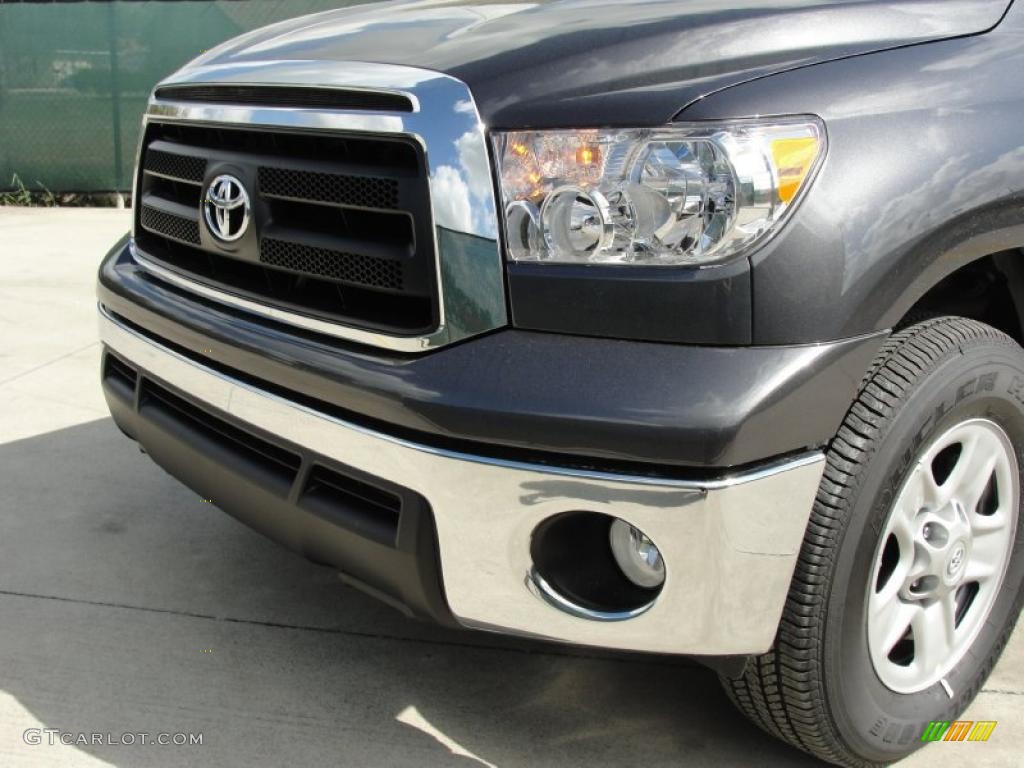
[{"x1": 893, "y1": 240, "x2": 1024, "y2": 344}]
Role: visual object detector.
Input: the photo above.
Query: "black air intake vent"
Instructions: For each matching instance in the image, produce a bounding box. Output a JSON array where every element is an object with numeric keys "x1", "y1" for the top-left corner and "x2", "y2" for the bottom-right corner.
[
  {"x1": 139, "y1": 378, "x2": 301, "y2": 497},
  {"x1": 140, "y1": 204, "x2": 201, "y2": 245},
  {"x1": 144, "y1": 147, "x2": 207, "y2": 183},
  {"x1": 300, "y1": 465, "x2": 402, "y2": 548},
  {"x1": 100, "y1": 359, "x2": 417, "y2": 553},
  {"x1": 258, "y1": 166, "x2": 401, "y2": 211},
  {"x1": 102, "y1": 353, "x2": 138, "y2": 403},
  {"x1": 260, "y1": 238, "x2": 404, "y2": 291}
]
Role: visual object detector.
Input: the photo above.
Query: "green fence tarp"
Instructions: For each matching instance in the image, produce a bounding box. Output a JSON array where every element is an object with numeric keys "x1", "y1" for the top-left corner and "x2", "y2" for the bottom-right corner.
[{"x1": 0, "y1": 1, "x2": 369, "y2": 191}]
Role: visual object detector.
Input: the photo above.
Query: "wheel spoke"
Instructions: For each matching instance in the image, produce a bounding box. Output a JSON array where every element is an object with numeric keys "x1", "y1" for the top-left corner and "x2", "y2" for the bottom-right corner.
[
  {"x1": 953, "y1": 434, "x2": 1000, "y2": 514},
  {"x1": 972, "y1": 510, "x2": 1009, "y2": 535},
  {"x1": 875, "y1": 521, "x2": 917, "y2": 599},
  {"x1": 965, "y1": 530, "x2": 1007, "y2": 583},
  {"x1": 912, "y1": 461, "x2": 949, "y2": 510},
  {"x1": 962, "y1": 559, "x2": 997, "y2": 583},
  {"x1": 871, "y1": 594, "x2": 917, "y2": 656},
  {"x1": 911, "y1": 598, "x2": 955, "y2": 677},
  {"x1": 942, "y1": 590, "x2": 958, "y2": 639},
  {"x1": 889, "y1": 509, "x2": 918, "y2": 551}
]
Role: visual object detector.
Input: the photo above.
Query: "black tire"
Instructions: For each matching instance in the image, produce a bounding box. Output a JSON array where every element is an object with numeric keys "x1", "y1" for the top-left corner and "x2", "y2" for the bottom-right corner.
[{"x1": 720, "y1": 317, "x2": 1024, "y2": 766}]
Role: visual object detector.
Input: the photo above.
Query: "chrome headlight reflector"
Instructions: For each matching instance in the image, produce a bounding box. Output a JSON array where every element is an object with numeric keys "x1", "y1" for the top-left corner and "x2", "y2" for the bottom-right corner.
[{"x1": 493, "y1": 119, "x2": 825, "y2": 266}]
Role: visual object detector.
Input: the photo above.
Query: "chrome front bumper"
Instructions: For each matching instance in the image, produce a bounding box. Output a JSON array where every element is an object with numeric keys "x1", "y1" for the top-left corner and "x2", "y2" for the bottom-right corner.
[{"x1": 99, "y1": 306, "x2": 825, "y2": 655}]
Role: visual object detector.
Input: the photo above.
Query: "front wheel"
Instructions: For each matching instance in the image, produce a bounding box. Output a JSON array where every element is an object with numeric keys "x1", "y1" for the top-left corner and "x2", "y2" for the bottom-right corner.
[{"x1": 721, "y1": 317, "x2": 1024, "y2": 766}]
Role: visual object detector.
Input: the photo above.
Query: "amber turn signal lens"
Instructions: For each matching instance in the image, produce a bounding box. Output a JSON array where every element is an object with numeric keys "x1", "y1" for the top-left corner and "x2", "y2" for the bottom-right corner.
[{"x1": 771, "y1": 136, "x2": 820, "y2": 204}]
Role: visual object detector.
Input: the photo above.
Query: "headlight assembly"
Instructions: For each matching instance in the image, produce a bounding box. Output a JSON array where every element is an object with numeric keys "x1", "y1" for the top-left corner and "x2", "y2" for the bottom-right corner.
[{"x1": 493, "y1": 119, "x2": 825, "y2": 266}]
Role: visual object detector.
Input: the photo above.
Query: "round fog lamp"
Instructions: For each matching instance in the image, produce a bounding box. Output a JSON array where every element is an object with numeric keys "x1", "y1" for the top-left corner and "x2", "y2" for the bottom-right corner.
[{"x1": 609, "y1": 519, "x2": 665, "y2": 589}]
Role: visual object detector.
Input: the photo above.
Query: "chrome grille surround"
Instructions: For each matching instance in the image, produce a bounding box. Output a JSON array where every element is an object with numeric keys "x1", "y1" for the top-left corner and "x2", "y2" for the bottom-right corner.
[{"x1": 131, "y1": 62, "x2": 506, "y2": 353}]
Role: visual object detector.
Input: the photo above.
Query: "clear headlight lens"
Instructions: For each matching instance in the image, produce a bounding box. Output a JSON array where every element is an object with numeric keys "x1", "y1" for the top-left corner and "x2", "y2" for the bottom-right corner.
[{"x1": 493, "y1": 119, "x2": 825, "y2": 266}]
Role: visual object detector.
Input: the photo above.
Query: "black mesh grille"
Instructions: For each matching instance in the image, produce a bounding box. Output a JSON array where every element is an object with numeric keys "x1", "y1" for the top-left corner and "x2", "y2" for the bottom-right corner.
[
  {"x1": 260, "y1": 239, "x2": 404, "y2": 291},
  {"x1": 133, "y1": 121, "x2": 437, "y2": 335},
  {"x1": 144, "y1": 148, "x2": 206, "y2": 183},
  {"x1": 141, "y1": 206, "x2": 200, "y2": 245},
  {"x1": 258, "y1": 166, "x2": 400, "y2": 210}
]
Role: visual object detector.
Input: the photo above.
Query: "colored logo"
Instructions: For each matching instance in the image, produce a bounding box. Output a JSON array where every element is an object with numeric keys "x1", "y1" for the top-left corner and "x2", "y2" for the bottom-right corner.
[
  {"x1": 203, "y1": 174, "x2": 250, "y2": 242},
  {"x1": 921, "y1": 720, "x2": 997, "y2": 742}
]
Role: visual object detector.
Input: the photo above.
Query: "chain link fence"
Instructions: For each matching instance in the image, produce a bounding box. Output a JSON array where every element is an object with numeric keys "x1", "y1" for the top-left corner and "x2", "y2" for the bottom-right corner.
[{"x1": 0, "y1": 0, "x2": 370, "y2": 192}]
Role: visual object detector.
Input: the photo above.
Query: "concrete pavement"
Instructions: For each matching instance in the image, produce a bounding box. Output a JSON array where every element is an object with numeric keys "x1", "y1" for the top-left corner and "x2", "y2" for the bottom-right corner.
[{"x1": 0, "y1": 207, "x2": 1021, "y2": 766}]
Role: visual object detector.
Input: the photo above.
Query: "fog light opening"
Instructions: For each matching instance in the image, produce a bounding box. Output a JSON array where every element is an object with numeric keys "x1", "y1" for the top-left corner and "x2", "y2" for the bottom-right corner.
[{"x1": 529, "y1": 512, "x2": 664, "y2": 620}]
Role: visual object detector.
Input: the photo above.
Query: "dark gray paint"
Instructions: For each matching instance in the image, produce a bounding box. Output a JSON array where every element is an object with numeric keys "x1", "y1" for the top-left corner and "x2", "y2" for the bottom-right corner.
[
  {"x1": 99, "y1": 242, "x2": 884, "y2": 469},
  {"x1": 196, "y1": 0, "x2": 1010, "y2": 128},
  {"x1": 182, "y1": 0, "x2": 1024, "y2": 347},
  {"x1": 507, "y1": 258, "x2": 752, "y2": 344},
  {"x1": 683, "y1": 2, "x2": 1024, "y2": 344},
  {"x1": 100, "y1": 0, "x2": 1024, "y2": 474}
]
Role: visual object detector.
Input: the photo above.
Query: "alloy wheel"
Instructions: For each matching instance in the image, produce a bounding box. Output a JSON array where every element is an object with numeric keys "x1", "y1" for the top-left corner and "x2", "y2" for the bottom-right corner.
[{"x1": 867, "y1": 418, "x2": 1019, "y2": 693}]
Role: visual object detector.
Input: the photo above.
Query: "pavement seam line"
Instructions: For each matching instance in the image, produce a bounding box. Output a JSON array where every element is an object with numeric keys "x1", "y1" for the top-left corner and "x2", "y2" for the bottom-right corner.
[
  {"x1": 0, "y1": 341, "x2": 100, "y2": 387},
  {"x1": 0, "y1": 588, "x2": 696, "y2": 668}
]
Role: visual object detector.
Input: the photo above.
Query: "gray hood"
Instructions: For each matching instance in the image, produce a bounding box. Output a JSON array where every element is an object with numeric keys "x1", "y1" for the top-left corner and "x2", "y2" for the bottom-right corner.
[{"x1": 179, "y1": 0, "x2": 1011, "y2": 127}]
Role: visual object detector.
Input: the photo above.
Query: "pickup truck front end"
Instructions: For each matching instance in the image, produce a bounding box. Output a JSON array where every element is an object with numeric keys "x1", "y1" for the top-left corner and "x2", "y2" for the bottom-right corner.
[{"x1": 97, "y1": 3, "x2": 1024, "y2": 765}]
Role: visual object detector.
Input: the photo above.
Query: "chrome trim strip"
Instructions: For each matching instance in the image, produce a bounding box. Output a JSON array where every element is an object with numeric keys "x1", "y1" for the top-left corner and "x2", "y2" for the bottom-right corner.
[
  {"x1": 527, "y1": 569, "x2": 657, "y2": 623},
  {"x1": 100, "y1": 304, "x2": 826, "y2": 655},
  {"x1": 142, "y1": 169, "x2": 203, "y2": 186},
  {"x1": 132, "y1": 243, "x2": 442, "y2": 350},
  {"x1": 133, "y1": 61, "x2": 507, "y2": 352}
]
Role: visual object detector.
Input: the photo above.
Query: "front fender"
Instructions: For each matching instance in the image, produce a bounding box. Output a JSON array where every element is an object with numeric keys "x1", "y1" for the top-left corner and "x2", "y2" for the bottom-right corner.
[{"x1": 682, "y1": 10, "x2": 1024, "y2": 345}]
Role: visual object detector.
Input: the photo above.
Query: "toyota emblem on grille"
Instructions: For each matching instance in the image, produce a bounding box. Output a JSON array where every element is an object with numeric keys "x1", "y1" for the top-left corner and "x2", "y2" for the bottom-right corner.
[{"x1": 203, "y1": 174, "x2": 250, "y2": 242}]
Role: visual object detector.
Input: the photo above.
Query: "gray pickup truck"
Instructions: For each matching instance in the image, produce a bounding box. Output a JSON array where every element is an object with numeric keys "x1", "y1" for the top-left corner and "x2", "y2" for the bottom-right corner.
[{"x1": 96, "y1": 1, "x2": 1024, "y2": 764}]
